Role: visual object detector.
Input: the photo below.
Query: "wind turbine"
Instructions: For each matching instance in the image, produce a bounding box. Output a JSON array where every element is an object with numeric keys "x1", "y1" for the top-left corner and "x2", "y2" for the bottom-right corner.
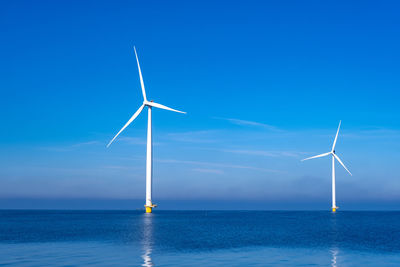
[
  {"x1": 301, "y1": 121, "x2": 352, "y2": 212},
  {"x1": 107, "y1": 47, "x2": 186, "y2": 213}
]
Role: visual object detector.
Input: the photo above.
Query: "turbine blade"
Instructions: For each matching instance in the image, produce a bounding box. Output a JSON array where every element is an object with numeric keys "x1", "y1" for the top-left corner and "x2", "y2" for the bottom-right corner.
[
  {"x1": 146, "y1": 101, "x2": 186, "y2": 114},
  {"x1": 332, "y1": 120, "x2": 341, "y2": 151},
  {"x1": 333, "y1": 154, "x2": 352, "y2": 176},
  {"x1": 134, "y1": 47, "x2": 147, "y2": 101},
  {"x1": 107, "y1": 104, "x2": 145, "y2": 147},
  {"x1": 301, "y1": 152, "x2": 331, "y2": 161}
]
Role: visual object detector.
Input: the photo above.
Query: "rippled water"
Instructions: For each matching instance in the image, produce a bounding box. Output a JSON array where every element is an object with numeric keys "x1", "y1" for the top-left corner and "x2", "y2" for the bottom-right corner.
[{"x1": 0, "y1": 210, "x2": 399, "y2": 266}]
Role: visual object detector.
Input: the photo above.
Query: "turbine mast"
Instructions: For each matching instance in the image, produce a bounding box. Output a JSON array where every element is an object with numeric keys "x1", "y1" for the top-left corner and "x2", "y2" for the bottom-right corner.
[
  {"x1": 332, "y1": 154, "x2": 337, "y2": 212},
  {"x1": 145, "y1": 106, "x2": 156, "y2": 213}
]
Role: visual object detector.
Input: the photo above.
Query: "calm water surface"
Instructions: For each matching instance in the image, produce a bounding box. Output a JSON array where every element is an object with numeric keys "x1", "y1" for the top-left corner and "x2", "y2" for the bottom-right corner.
[{"x1": 0, "y1": 210, "x2": 399, "y2": 266}]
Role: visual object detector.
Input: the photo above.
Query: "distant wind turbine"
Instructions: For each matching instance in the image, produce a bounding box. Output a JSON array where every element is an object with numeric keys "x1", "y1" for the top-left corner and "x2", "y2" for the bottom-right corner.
[
  {"x1": 107, "y1": 47, "x2": 186, "y2": 213},
  {"x1": 301, "y1": 121, "x2": 352, "y2": 212}
]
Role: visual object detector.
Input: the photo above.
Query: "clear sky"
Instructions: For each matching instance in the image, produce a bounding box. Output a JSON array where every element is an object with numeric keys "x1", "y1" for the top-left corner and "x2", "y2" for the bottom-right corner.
[{"x1": 1, "y1": 0, "x2": 400, "y2": 209}]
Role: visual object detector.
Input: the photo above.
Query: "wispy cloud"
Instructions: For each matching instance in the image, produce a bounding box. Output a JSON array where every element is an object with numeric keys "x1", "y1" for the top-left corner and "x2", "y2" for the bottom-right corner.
[
  {"x1": 103, "y1": 136, "x2": 161, "y2": 147},
  {"x1": 166, "y1": 130, "x2": 220, "y2": 143},
  {"x1": 39, "y1": 141, "x2": 100, "y2": 152},
  {"x1": 156, "y1": 158, "x2": 282, "y2": 173},
  {"x1": 117, "y1": 137, "x2": 147, "y2": 145},
  {"x1": 213, "y1": 117, "x2": 282, "y2": 131},
  {"x1": 71, "y1": 141, "x2": 100, "y2": 147},
  {"x1": 340, "y1": 128, "x2": 400, "y2": 139},
  {"x1": 192, "y1": 168, "x2": 225, "y2": 175},
  {"x1": 221, "y1": 149, "x2": 307, "y2": 158},
  {"x1": 102, "y1": 165, "x2": 142, "y2": 171}
]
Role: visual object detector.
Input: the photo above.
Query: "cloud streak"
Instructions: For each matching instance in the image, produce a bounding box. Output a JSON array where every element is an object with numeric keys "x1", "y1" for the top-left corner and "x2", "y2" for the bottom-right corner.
[
  {"x1": 213, "y1": 117, "x2": 283, "y2": 131},
  {"x1": 166, "y1": 130, "x2": 220, "y2": 143},
  {"x1": 116, "y1": 137, "x2": 151, "y2": 145},
  {"x1": 192, "y1": 168, "x2": 225, "y2": 175},
  {"x1": 156, "y1": 158, "x2": 282, "y2": 173},
  {"x1": 339, "y1": 128, "x2": 400, "y2": 140},
  {"x1": 39, "y1": 141, "x2": 100, "y2": 152},
  {"x1": 221, "y1": 149, "x2": 307, "y2": 158}
]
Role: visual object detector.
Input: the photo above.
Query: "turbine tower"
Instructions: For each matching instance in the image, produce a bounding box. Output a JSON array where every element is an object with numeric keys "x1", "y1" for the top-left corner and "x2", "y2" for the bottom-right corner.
[
  {"x1": 301, "y1": 121, "x2": 352, "y2": 212},
  {"x1": 107, "y1": 47, "x2": 185, "y2": 213}
]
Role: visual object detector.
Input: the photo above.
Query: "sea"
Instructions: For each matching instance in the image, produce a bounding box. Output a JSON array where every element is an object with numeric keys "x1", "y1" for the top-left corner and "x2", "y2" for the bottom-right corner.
[{"x1": 0, "y1": 210, "x2": 399, "y2": 266}]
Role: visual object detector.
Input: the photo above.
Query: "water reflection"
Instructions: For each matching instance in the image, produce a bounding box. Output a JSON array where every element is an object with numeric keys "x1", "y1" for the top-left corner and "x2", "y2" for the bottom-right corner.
[
  {"x1": 330, "y1": 247, "x2": 338, "y2": 267},
  {"x1": 329, "y1": 212, "x2": 339, "y2": 267},
  {"x1": 141, "y1": 214, "x2": 154, "y2": 267}
]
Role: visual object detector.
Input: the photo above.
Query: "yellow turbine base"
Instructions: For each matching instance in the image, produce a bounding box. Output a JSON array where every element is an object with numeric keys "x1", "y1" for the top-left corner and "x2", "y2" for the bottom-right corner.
[
  {"x1": 332, "y1": 207, "x2": 337, "y2": 212},
  {"x1": 145, "y1": 204, "x2": 157, "y2": 213}
]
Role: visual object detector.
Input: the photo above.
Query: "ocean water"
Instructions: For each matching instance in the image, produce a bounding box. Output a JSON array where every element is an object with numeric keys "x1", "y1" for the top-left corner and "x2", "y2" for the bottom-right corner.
[{"x1": 0, "y1": 211, "x2": 399, "y2": 266}]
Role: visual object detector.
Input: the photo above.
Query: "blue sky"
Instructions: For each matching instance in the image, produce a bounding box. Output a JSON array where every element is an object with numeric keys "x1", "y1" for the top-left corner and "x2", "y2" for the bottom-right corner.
[{"x1": 1, "y1": 0, "x2": 400, "y2": 209}]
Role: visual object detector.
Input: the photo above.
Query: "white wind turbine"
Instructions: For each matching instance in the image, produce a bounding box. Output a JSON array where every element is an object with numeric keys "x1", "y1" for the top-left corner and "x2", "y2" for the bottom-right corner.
[
  {"x1": 301, "y1": 121, "x2": 352, "y2": 212},
  {"x1": 107, "y1": 47, "x2": 186, "y2": 213}
]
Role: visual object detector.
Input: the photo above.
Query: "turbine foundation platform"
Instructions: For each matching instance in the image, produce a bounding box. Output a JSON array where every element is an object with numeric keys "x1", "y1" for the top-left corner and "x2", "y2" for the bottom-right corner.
[
  {"x1": 332, "y1": 207, "x2": 338, "y2": 212},
  {"x1": 145, "y1": 204, "x2": 157, "y2": 213}
]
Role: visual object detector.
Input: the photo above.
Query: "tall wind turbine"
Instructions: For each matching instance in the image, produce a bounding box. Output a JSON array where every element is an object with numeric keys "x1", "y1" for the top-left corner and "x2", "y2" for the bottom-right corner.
[
  {"x1": 301, "y1": 121, "x2": 352, "y2": 212},
  {"x1": 107, "y1": 47, "x2": 186, "y2": 213}
]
